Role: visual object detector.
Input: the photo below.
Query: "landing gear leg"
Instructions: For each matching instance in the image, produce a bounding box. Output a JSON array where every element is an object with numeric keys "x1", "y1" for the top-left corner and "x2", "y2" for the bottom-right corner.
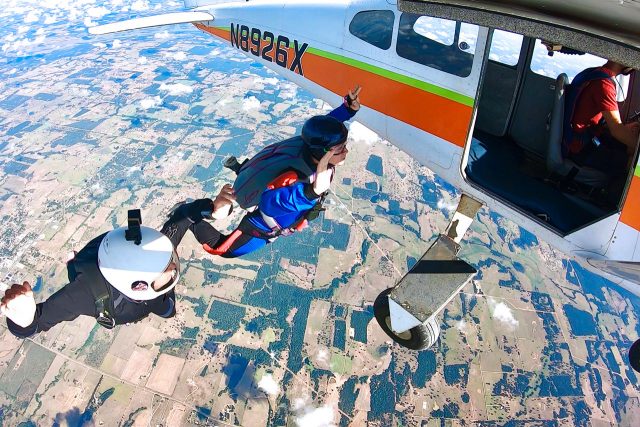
[{"x1": 373, "y1": 194, "x2": 483, "y2": 350}]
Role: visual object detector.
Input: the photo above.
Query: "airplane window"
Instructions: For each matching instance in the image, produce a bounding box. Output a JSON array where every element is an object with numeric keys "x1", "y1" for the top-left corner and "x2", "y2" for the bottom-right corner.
[
  {"x1": 397, "y1": 13, "x2": 477, "y2": 78},
  {"x1": 488, "y1": 29, "x2": 523, "y2": 66},
  {"x1": 349, "y1": 10, "x2": 395, "y2": 50},
  {"x1": 412, "y1": 16, "x2": 455, "y2": 46},
  {"x1": 459, "y1": 23, "x2": 479, "y2": 53},
  {"x1": 530, "y1": 40, "x2": 606, "y2": 81},
  {"x1": 530, "y1": 40, "x2": 630, "y2": 100}
]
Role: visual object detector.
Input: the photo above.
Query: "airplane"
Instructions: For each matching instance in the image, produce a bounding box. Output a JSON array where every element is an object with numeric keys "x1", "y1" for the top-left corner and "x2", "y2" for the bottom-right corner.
[{"x1": 89, "y1": 0, "x2": 640, "y2": 351}]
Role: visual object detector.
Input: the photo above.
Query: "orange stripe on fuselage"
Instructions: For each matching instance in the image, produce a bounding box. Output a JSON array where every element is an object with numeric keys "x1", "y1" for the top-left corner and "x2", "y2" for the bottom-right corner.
[
  {"x1": 302, "y1": 54, "x2": 472, "y2": 147},
  {"x1": 621, "y1": 175, "x2": 640, "y2": 230},
  {"x1": 195, "y1": 24, "x2": 472, "y2": 147},
  {"x1": 198, "y1": 24, "x2": 229, "y2": 40}
]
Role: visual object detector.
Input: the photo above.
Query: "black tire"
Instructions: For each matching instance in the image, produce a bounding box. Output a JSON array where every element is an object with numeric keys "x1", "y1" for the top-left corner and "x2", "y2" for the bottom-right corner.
[
  {"x1": 373, "y1": 288, "x2": 439, "y2": 350},
  {"x1": 630, "y1": 339, "x2": 640, "y2": 373}
]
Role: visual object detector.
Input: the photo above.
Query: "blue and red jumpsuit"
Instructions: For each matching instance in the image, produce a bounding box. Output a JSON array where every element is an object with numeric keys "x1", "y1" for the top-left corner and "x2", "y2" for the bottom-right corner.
[{"x1": 173, "y1": 103, "x2": 357, "y2": 258}]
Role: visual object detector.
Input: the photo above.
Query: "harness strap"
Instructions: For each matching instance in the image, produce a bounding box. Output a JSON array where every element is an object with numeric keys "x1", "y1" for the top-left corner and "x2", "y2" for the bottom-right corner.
[
  {"x1": 266, "y1": 171, "x2": 299, "y2": 190},
  {"x1": 202, "y1": 229, "x2": 244, "y2": 255}
]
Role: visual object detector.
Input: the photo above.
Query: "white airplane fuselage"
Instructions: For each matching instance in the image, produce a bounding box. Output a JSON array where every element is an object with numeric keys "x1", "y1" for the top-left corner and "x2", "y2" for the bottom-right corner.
[{"x1": 95, "y1": 0, "x2": 640, "y2": 294}]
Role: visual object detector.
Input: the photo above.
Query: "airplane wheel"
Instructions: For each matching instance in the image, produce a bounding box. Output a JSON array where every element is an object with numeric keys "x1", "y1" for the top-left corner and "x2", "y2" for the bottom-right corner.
[
  {"x1": 630, "y1": 339, "x2": 640, "y2": 373},
  {"x1": 373, "y1": 288, "x2": 440, "y2": 351}
]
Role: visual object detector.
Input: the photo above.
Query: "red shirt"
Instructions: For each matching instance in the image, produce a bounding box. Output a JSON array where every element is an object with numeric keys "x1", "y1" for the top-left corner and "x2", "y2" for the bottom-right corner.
[{"x1": 572, "y1": 66, "x2": 618, "y2": 135}]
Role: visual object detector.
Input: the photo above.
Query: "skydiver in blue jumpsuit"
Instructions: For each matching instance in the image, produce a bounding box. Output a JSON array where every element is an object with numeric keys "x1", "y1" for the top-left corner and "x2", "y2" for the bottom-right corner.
[{"x1": 169, "y1": 86, "x2": 362, "y2": 258}]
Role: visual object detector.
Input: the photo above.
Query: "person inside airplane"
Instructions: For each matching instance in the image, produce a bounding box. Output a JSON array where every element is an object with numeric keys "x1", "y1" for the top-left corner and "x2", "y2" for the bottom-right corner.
[
  {"x1": 0, "y1": 189, "x2": 235, "y2": 338},
  {"x1": 563, "y1": 61, "x2": 639, "y2": 178},
  {"x1": 170, "y1": 86, "x2": 362, "y2": 258},
  {"x1": 466, "y1": 36, "x2": 640, "y2": 234}
]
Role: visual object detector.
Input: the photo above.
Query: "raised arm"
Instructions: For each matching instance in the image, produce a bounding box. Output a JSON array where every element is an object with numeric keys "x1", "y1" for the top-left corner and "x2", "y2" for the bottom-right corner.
[
  {"x1": 327, "y1": 85, "x2": 362, "y2": 122},
  {"x1": 2, "y1": 280, "x2": 95, "y2": 338}
]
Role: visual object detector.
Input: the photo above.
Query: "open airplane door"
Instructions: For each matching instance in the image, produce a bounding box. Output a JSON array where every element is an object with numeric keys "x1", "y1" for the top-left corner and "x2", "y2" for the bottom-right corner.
[{"x1": 374, "y1": 195, "x2": 482, "y2": 349}]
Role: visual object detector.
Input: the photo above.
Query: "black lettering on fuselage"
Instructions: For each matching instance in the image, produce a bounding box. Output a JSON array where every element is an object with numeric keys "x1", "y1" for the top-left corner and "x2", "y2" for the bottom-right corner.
[
  {"x1": 262, "y1": 31, "x2": 274, "y2": 62},
  {"x1": 250, "y1": 28, "x2": 261, "y2": 56},
  {"x1": 290, "y1": 40, "x2": 308, "y2": 74},
  {"x1": 229, "y1": 23, "x2": 308, "y2": 76},
  {"x1": 240, "y1": 25, "x2": 250, "y2": 52},
  {"x1": 230, "y1": 23, "x2": 239, "y2": 48},
  {"x1": 275, "y1": 35, "x2": 289, "y2": 68}
]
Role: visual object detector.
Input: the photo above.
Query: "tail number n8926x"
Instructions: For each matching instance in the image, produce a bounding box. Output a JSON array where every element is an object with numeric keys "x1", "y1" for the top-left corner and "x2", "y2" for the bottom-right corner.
[{"x1": 230, "y1": 23, "x2": 308, "y2": 75}]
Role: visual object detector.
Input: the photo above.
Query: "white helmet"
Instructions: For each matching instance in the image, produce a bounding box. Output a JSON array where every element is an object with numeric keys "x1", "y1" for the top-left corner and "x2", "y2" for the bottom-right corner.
[{"x1": 98, "y1": 225, "x2": 180, "y2": 301}]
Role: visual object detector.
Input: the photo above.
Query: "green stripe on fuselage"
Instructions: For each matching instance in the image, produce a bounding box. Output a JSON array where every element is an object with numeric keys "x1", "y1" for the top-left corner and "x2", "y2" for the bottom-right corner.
[
  {"x1": 636, "y1": 164, "x2": 640, "y2": 178},
  {"x1": 307, "y1": 47, "x2": 474, "y2": 107}
]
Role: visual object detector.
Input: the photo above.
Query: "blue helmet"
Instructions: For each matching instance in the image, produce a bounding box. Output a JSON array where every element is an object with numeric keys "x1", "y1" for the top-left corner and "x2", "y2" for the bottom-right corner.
[{"x1": 301, "y1": 115, "x2": 348, "y2": 159}]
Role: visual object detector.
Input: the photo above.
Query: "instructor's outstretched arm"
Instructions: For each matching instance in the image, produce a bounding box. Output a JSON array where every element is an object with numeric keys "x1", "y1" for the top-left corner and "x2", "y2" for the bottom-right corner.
[{"x1": 1, "y1": 280, "x2": 95, "y2": 338}]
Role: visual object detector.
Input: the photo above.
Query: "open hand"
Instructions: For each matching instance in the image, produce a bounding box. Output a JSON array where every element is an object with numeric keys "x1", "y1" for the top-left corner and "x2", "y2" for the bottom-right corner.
[
  {"x1": 212, "y1": 184, "x2": 236, "y2": 219},
  {"x1": 313, "y1": 149, "x2": 336, "y2": 195},
  {"x1": 345, "y1": 85, "x2": 362, "y2": 111},
  {"x1": 1, "y1": 281, "x2": 36, "y2": 328}
]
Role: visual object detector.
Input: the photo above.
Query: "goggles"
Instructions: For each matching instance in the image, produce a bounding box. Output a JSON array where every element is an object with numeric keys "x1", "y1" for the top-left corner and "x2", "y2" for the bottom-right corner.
[
  {"x1": 130, "y1": 251, "x2": 181, "y2": 294},
  {"x1": 324, "y1": 143, "x2": 348, "y2": 155}
]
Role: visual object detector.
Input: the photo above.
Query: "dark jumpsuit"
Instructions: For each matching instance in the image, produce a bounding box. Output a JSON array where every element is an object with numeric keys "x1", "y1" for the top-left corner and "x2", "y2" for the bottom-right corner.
[{"x1": 6, "y1": 210, "x2": 214, "y2": 338}]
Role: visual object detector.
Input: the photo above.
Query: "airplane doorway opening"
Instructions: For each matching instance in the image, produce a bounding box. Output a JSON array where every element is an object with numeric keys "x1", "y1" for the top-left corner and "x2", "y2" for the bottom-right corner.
[{"x1": 466, "y1": 34, "x2": 639, "y2": 235}]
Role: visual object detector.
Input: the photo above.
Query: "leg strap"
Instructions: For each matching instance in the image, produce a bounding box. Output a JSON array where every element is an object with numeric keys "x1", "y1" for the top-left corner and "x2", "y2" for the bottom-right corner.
[{"x1": 203, "y1": 229, "x2": 244, "y2": 256}]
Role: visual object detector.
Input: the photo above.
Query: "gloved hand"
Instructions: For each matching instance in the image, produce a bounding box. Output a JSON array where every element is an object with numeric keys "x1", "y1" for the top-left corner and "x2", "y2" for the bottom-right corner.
[
  {"x1": 344, "y1": 85, "x2": 362, "y2": 112},
  {"x1": 1, "y1": 281, "x2": 36, "y2": 328},
  {"x1": 211, "y1": 184, "x2": 236, "y2": 219},
  {"x1": 313, "y1": 148, "x2": 336, "y2": 195}
]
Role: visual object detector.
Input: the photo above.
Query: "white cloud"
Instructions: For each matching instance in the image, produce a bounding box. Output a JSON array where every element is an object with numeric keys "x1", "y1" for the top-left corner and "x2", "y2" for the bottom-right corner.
[
  {"x1": 257, "y1": 374, "x2": 280, "y2": 396},
  {"x1": 93, "y1": 42, "x2": 107, "y2": 48},
  {"x1": 84, "y1": 17, "x2": 96, "y2": 28},
  {"x1": 155, "y1": 30, "x2": 170, "y2": 39},
  {"x1": 278, "y1": 85, "x2": 297, "y2": 100},
  {"x1": 2, "y1": 34, "x2": 46, "y2": 54},
  {"x1": 242, "y1": 96, "x2": 261, "y2": 111},
  {"x1": 159, "y1": 83, "x2": 193, "y2": 96},
  {"x1": 87, "y1": 6, "x2": 111, "y2": 19},
  {"x1": 164, "y1": 51, "x2": 186, "y2": 61},
  {"x1": 138, "y1": 56, "x2": 148, "y2": 64},
  {"x1": 317, "y1": 348, "x2": 329, "y2": 364},
  {"x1": 131, "y1": 0, "x2": 150, "y2": 12},
  {"x1": 24, "y1": 10, "x2": 40, "y2": 24},
  {"x1": 488, "y1": 297, "x2": 519, "y2": 330},
  {"x1": 43, "y1": 15, "x2": 57, "y2": 25},
  {"x1": 348, "y1": 121, "x2": 380, "y2": 145},
  {"x1": 263, "y1": 77, "x2": 279, "y2": 85},
  {"x1": 140, "y1": 96, "x2": 162, "y2": 109},
  {"x1": 112, "y1": 39, "x2": 121, "y2": 48},
  {"x1": 295, "y1": 404, "x2": 336, "y2": 427},
  {"x1": 437, "y1": 199, "x2": 457, "y2": 212}
]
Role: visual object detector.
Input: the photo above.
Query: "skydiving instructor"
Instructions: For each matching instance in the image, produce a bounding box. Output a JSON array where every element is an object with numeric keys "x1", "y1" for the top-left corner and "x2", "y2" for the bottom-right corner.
[{"x1": 0, "y1": 188, "x2": 236, "y2": 338}]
